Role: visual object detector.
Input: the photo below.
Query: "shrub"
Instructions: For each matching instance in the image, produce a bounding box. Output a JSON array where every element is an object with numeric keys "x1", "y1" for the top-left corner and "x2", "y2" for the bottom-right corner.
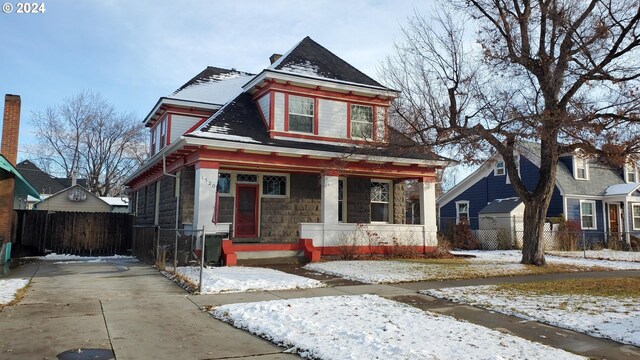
[
  {"x1": 451, "y1": 218, "x2": 480, "y2": 250},
  {"x1": 496, "y1": 228, "x2": 515, "y2": 250},
  {"x1": 555, "y1": 218, "x2": 581, "y2": 251},
  {"x1": 336, "y1": 232, "x2": 359, "y2": 260}
]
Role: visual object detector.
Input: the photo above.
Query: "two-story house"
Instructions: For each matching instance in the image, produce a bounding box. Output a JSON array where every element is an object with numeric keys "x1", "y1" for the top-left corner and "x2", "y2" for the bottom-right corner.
[
  {"x1": 438, "y1": 142, "x2": 640, "y2": 246},
  {"x1": 125, "y1": 37, "x2": 448, "y2": 264}
]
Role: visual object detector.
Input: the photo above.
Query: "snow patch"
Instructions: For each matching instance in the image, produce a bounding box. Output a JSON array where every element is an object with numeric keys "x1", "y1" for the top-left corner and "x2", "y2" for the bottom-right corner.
[
  {"x1": 169, "y1": 72, "x2": 253, "y2": 105},
  {"x1": 0, "y1": 278, "x2": 29, "y2": 305},
  {"x1": 39, "y1": 253, "x2": 137, "y2": 262},
  {"x1": 422, "y1": 285, "x2": 640, "y2": 347},
  {"x1": 547, "y1": 249, "x2": 640, "y2": 262},
  {"x1": 212, "y1": 294, "x2": 585, "y2": 360},
  {"x1": 173, "y1": 266, "x2": 324, "y2": 294},
  {"x1": 452, "y1": 250, "x2": 640, "y2": 270}
]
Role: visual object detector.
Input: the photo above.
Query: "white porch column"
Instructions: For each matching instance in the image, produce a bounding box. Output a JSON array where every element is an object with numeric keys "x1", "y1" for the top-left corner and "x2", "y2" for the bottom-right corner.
[
  {"x1": 418, "y1": 178, "x2": 437, "y2": 245},
  {"x1": 321, "y1": 173, "x2": 339, "y2": 225},
  {"x1": 624, "y1": 201, "x2": 631, "y2": 245},
  {"x1": 193, "y1": 161, "x2": 219, "y2": 232}
]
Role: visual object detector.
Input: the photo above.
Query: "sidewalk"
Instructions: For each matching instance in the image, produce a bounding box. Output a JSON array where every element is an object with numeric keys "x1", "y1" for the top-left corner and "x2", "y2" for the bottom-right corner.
[{"x1": 0, "y1": 260, "x2": 298, "y2": 360}]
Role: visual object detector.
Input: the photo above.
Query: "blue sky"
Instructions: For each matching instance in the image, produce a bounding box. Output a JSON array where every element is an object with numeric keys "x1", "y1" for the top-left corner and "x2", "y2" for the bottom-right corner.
[{"x1": 0, "y1": 0, "x2": 424, "y2": 160}]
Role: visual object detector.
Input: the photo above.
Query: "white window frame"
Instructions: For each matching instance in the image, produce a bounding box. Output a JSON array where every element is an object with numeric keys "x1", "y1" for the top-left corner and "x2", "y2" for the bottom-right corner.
[
  {"x1": 579, "y1": 200, "x2": 597, "y2": 230},
  {"x1": 632, "y1": 204, "x2": 640, "y2": 230},
  {"x1": 574, "y1": 155, "x2": 589, "y2": 180},
  {"x1": 338, "y1": 177, "x2": 347, "y2": 223},
  {"x1": 455, "y1": 201, "x2": 470, "y2": 224},
  {"x1": 350, "y1": 104, "x2": 374, "y2": 140},
  {"x1": 260, "y1": 173, "x2": 290, "y2": 198},
  {"x1": 494, "y1": 160, "x2": 505, "y2": 176},
  {"x1": 288, "y1": 95, "x2": 314, "y2": 134},
  {"x1": 370, "y1": 179, "x2": 392, "y2": 223},
  {"x1": 625, "y1": 163, "x2": 637, "y2": 183}
]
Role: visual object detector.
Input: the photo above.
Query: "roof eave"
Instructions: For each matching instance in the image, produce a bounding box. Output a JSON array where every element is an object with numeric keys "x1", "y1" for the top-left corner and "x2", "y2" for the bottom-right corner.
[{"x1": 142, "y1": 97, "x2": 223, "y2": 127}]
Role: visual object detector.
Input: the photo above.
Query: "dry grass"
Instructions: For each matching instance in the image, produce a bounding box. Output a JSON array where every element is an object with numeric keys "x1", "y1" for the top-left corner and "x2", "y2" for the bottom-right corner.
[
  {"x1": 497, "y1": 278, "x2": 640, "y2": 298},
  {"x1": 0, "y1": 282, "x2": 30, "y2": 311}
]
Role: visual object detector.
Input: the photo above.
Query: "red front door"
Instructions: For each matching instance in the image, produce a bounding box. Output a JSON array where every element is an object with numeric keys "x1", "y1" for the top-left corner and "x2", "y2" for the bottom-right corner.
[{"x1": 235, "y1": 184, "x2": 259, "y2": 237}]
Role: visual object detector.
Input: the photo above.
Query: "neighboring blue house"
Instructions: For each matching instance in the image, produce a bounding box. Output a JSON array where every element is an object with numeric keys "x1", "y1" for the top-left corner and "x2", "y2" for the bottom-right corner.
[{"x1": 438, "y1": 142, "x2": 640, "y2": 244}]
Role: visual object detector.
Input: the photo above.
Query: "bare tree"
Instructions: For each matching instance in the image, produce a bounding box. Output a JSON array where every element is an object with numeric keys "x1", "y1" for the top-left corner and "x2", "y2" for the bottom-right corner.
[
  {"x1": 29, "y1": 90, "x2": 147, "y2": 196},
  {"x1": 382, "y1": 1, "x2": 640, "y2": 265}
]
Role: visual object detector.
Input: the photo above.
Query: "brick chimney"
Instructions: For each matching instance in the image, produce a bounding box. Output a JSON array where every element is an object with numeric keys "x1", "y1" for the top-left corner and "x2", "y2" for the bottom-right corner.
[
  {"x1": 1, "y1": 94, "x2": 21, "y2": 165},
  {"x1": 269, "y1": 53, "x2": 282, "y2": 64},
  {"x1": 0, "y1": 94, "x2": 21, "y2": 246}
]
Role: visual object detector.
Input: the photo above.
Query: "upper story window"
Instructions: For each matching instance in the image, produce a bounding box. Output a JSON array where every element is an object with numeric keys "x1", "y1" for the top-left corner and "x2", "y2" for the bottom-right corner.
[
  {"x1": 288, "y1": 95, "x2": 314, "y2": 133},
  {"x1": 351, "y1": 104, "x2": 373, "y2": 139},
  {"x1": 494, "y1": 160, "x2": 505, "y2": 176},
  {"x1": 150, "y1": 117, "x2": 168, "y2": 156},
  {"x1": 574, "y1": 156, "x2": 588, "y2": 180},
  {"x1": 626, "y1": 163, "x2": 637, "y2": 183}
]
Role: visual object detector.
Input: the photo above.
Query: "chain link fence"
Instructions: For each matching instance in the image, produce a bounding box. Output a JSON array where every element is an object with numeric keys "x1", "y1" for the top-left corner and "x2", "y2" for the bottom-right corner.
[{"x1": 439, "y1": 217, "x2": 640, "y2": 253}]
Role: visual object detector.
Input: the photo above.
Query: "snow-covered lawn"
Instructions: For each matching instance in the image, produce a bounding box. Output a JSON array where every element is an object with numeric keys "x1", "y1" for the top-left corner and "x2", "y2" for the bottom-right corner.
[
  {"x1": 0, "y1": 278, "x2": 29, "y2": 306},
  {"x1": 547, "y1": 249, "x2": 640, "y2": 262},
  {"x1": 305, "y1": 251, "x2": 640, "y2": 284},
  {"x1": 172, "y1": 266, "x2": 325, "y2": 294},
  {"x1": 422, "y1": 285, "x2": 640, "y2": 347},
  {"x1": 212, "y1": 294, "x2": 585, "y2": 359},
  {"x1": 453, "y1": 250, "x2": 640, "y2": 270}
]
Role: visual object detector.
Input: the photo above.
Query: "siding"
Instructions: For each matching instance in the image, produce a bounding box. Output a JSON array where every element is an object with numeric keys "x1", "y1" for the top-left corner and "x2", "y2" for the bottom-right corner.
[
  {"x1": 318, "y1": 99, "x2": 347, "y2": 138},
  {"x1": 258, "y1": 95, "x2": 270, "y2": 128},
  {"x1": 273, "y1": 92, "x2": 285, "y2": 131},
  {"x1": 35, "y1": 188, "x2": 112, "y2": 213},
  {"x1": 440, "y1": 156, "x2": 564, "y2": 229},
  {"x1": 565, "y1": 198, "x2": 604, "y2": 231},
  {"x1": 170, "y1": 114, "x2": 200, "y2": 142}
]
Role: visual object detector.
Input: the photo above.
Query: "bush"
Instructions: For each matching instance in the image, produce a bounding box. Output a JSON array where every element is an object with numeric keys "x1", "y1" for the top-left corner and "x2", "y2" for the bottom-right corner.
[
  {"x1": 451, "y1": 218, "x2": 480, "y2": 250},
  {"x1": 336, "y1": 232, "x2": 359, "y2": 260},
  {"x1": 496, "y1": 228, "x2": 515, "y2": 250},
  {"x1": 555, "y1": 218, "x2": 581, "y2": 251}
]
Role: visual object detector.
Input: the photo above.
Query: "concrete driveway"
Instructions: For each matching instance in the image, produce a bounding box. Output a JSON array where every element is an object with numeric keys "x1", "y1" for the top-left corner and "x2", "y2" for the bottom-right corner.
[{"x1": 0, "y1": 259, "x2": 297, "y2": 360}]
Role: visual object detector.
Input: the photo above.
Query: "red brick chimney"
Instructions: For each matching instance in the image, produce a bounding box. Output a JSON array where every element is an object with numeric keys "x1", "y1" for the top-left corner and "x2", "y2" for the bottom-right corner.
[
  {"x1": 1, "y1": 94, "x2": 21, "y2": 165},
  {"x1": 0, "y1": 94, "x2": 21, "y2": 245}
]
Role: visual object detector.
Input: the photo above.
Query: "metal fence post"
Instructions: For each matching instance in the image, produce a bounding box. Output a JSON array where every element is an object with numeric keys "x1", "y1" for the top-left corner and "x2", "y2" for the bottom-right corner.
[{"x1": 199, "y1": 227, "x2": 205, "y2": 294}]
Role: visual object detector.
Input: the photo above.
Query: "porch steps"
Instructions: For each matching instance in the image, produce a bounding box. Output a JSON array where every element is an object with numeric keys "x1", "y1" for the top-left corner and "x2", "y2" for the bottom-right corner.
[
  {"x1": 222, "y1": 239, "x2": 319, "y2": 266},
  {"x1": 238, "y1": 254, "x2": 306, "y2": 266}
]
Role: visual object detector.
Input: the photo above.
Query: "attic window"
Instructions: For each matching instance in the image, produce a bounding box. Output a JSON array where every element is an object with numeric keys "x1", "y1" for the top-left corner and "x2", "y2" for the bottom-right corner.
[
  {"x1": 495, "y1": 161, "x2": 505, "y2": 176},
  {"x1": 626, "y1": 163, "x2": 637, "y2": 183},
  {"x1": 574, "y1": 156, "x2": 588, "y2": 180},
  {"x1": 288, "y1": 95, "x2": 314, "y2": 133}
]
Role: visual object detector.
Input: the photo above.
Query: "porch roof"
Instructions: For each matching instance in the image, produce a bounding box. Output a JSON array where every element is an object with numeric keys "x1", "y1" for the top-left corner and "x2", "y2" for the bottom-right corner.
[{"x1": 0, "y1": 154, "x2": 40, "y2": 199}]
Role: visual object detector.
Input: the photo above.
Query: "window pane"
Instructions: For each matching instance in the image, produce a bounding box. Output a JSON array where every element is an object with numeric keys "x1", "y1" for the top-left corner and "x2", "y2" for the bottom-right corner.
[
  {"x1": 289, "y1": 114, "x2": 313, "y2": 133},
  {"x1": 582, "y1": 216, "x2": 594, "y2": 228},
  {"x1": 371, "y1": 203, "x2": 389, "y2": 222},
  {"x1": 338, "y1": 180, "x2": 344, "y2": 201},
  {"x1": 581, "y1": 202, "x2": 593, "y2": 215},
  {"x1": 289, "y1": 96, "x2": 313, "y2": 115},
  {"x1": 338, "y1": 201, "x2": 344, "y2": 222},
  {"x1": 263, "y1": 175, "x2": 287, "y2": 195},
  {"x1": 635, "y1": 217, "x2": 640, "y2": 229},
  {"x1": 634, "y1": 205, "x2": 640, "y2": 217},
  {"x1": 237, "y1": 174, "x2": 258, "y2": 183},
  {"x1": 458, "y1": 203, "x2": 468, "y2": 213},
  {"x1": 217, "y1": 173, "x2": 231, "y2": 193},
  {"x1": 351, "y1": 105, "x2": 373, "y2": 138},
  {"x1": 371, "y1": 182, "x2": 389, "y2": 202},
  {"x1": 352, "y1": 122, "x2": 373, "y2": 139}
]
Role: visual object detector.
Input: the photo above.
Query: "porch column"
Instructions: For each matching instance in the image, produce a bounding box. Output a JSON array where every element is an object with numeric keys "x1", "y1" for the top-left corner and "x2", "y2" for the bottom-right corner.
[
  {"x1": 418, "y1": 177, "x2": 437, "y2": 246},
  {"x1": 193, "y1": 161, "x2": 219, "y2": 232},
  {"x1": 321, "y1": 172, "x2": 339, "y2": 224},
  {"x1": 624, "y1": 201, "x2": 631, "y2": 245}
]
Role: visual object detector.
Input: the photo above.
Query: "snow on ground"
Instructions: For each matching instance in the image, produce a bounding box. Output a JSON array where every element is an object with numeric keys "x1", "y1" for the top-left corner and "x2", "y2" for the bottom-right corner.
[
  {"x1": 39, "y1": 253, "x2": 137, "y2": 262},
  {"x1": 0, "y1": 278, "x2": 29, "y2": 305},
  {"x1": 305, "y1": 260, "x2": 527, "y2": 284},
  {"x1": 547, "y1": 249, "x2": 640, "y2": 262},
  {"x1": 452, "y1": 250, "x2": 640, "y2": 270},
  {"x1": 212, "y1": 294, "x2": 585, "y2": 360},
  {"x1": 422, "y1": 285, "x2": 640, "y2": 347},
  {"x1": 173, "y1": 266, "x2": 325, "y2": 294}
]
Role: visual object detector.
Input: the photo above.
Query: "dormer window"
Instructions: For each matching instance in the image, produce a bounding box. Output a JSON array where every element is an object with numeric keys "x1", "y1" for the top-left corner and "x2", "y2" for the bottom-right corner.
[
  {"x1": 288, "y1": 95, "x2": 314, "y2": 133},
  {"x1": 351, "y1": 104, "x2": 373, "y2": 139},
  {"x1": 494, "y1": 160, "x2": 505, "y2": 176},
  {"x1": 574, "y1": 156, "x2": 588, "y2": 180},
  {"x1": 626, "y1": 162, "x2": 637, "y2": 183}
]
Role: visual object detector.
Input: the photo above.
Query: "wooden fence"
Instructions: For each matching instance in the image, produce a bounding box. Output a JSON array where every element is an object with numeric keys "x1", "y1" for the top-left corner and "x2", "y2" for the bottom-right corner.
[{"x1": 14, "y1": 210, "x2": 133, "y2": 256}]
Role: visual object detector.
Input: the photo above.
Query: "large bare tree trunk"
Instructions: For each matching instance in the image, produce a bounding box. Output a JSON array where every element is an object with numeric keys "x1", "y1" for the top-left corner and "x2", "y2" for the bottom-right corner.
[{"x1": 521, "y1": 198, "x2": 551, "y2": 265}]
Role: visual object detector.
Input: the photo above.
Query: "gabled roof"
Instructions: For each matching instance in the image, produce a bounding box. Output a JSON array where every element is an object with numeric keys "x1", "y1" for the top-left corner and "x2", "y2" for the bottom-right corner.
[
  {"x1": 35, "y1": 184, "x2": 111, "y2": 208},
  {"x1": 168, "y1": 66, "x2": 255, "y2": 105},
  {"x1": 268, "y1": 36, "x2": 386, "y2": 88},
  {"x1": 519, "y1": 142, "x2": 625, "y2": 196},
  {"x1": 16, "y1": 160, "x2": 65, "y2": 195},
  {"x1": 0, "y1": 155, "x2": 40, "y2": 199},
  {"x1": 478, "y1": 198, "x2": 522, "y2": 214},
  {"x1": 190, "y1": 93, "x2": 447, "y2": 162}
]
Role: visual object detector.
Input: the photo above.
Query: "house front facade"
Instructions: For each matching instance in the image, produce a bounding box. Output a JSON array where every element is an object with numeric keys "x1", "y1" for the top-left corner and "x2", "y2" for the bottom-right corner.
[
  {"x1": 125, "y1": 37, "x2": 448, "y2": 264},
  {"x1": 438, "y1": 142, "x2": 640, "y2": 246}
]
